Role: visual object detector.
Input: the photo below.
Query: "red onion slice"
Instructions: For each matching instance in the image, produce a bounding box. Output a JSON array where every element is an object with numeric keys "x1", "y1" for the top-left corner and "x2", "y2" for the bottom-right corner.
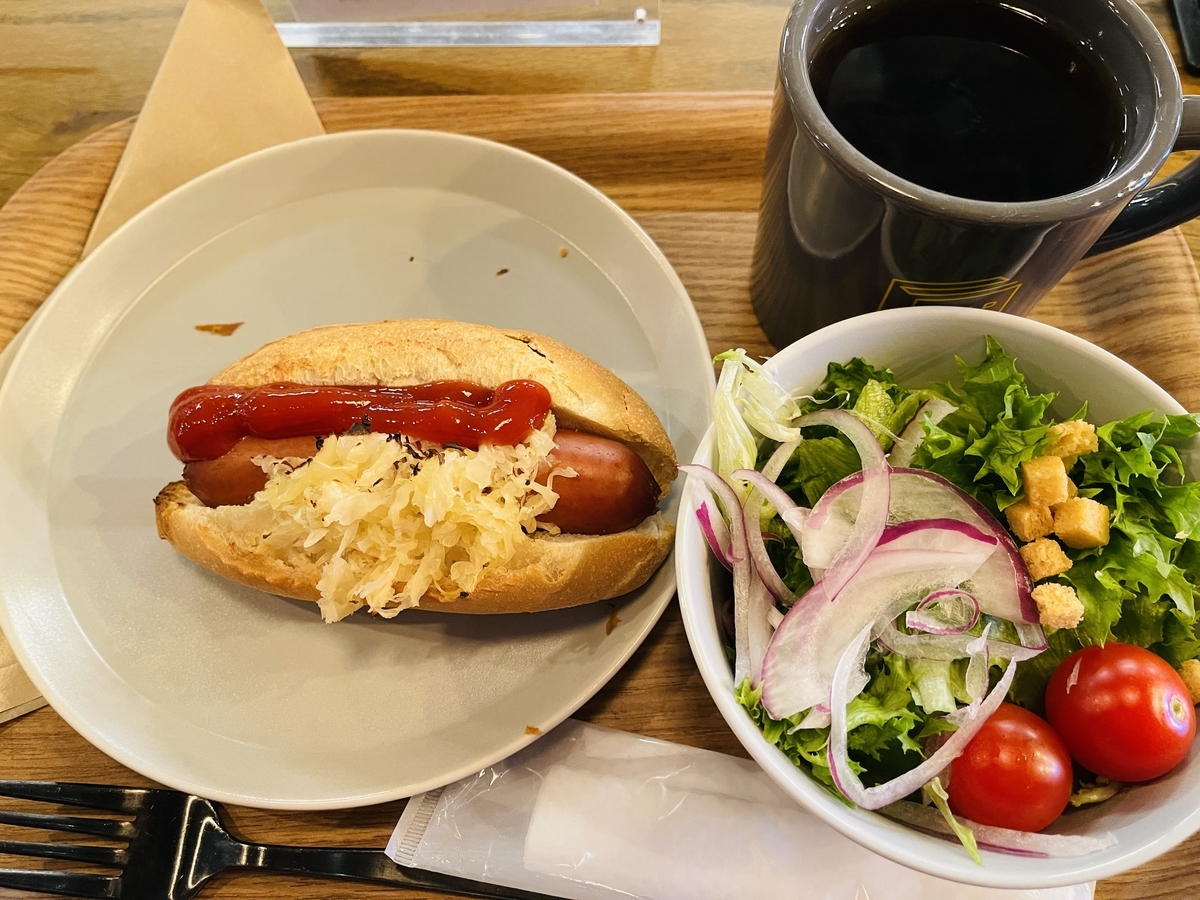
[
  {"x1": 745, "y1": 573, "x2": 775, "y2": 683},
  {"x1": 682, "y1": 464, "x2": 762, "y2": 684},
  {"x1": 949, "y1": 623, "x2": 993, "y2": 725},
  {"x1": 762, "y1": 438, "x2": 802, "y2": 481},
  {"x1": 730, "y1": 440, "x2": 807, "y2": 606},
  {"x1": 745, "y1": 539, "x2": 793, "y2": 606},
  {"x1": 874, "y1": 618, "x2": 1044, "y2": 663},
  {"x1": 696, "y1": 500, "x2": 736, "y2": 571},
  {"x1": 827, "y1": 624, "x2": 1018, "y2": 810},
  {"x1": 889, "y1": 398, "x2": 957, "y2": 468},
  {"x1": 794, "y1": 410, "x2": 890, "y2": 605},
  {"x1": 882, "y1": 801, "x2": 1118, "y2": 858},
  {"x1": 760, "y1": 521, "x2": 998, "y2": 719},
  {"x1": 1016, "y1": 621, "x2": 1049, "y2": 652},
  {"x1": 741, "y1": 486, "x2": 797, "y2": 606},
  {"x1": 762, "y1": 439, "x2": 810, "y2": 534},
  {"x1": 875, "y1": 518, "x2": 997, "y2": 552},
  {"x1": 736, "y1": 469, "x2": 810, "y2": 541},
  {"x1": 808, "y1": 468, "x2": 1039, "y2": 625},
  {"x1": 887, "y1": 468, "x2": 1039, "y2": 625},
  {"x1": 732, "y1": 440, "x2": 809, "y2": 572},
  {"x1": 798, "y1": 707, "x2": 831, "y2": 729},
  {"x1": 906, "y1": 588, "x2": 980, "y2": 635}
]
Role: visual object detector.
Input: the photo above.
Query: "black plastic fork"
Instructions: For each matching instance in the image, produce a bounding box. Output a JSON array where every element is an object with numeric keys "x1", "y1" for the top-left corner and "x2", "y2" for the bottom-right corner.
[{"x1": 0, "y1": 780, "x2": 561, "y2": 900}]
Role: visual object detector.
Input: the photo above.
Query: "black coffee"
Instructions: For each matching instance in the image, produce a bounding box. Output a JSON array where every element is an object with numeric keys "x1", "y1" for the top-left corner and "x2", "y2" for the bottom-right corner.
[{"x1": 810, "y1": 0, "x2": 1126, "y2": 202}]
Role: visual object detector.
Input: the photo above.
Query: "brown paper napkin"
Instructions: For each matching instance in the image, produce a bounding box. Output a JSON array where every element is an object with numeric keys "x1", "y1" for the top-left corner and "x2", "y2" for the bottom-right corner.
[
  {"x1": 0, "y1": 635, "x2": 44, "y2": 724},
  {"x1": 0, "y1": 0, "x2": 325, "y2": 723},
  {"x1": 82, "y1": 0, "x2": 325, "y2": 254}
]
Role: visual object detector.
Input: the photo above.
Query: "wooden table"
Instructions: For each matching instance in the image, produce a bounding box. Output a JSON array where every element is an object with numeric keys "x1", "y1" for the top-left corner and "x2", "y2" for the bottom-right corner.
[
  {"x1": 1, "y1": 1, "x2": 1198, "y2": 265},
  {"x1": 1, "y1": 5, "x2": 1199, "y2": 900}
]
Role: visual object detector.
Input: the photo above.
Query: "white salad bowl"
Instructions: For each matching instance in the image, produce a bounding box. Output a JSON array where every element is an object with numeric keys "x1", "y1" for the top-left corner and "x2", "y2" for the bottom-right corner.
[{"x1": 676, "y1": 306, "x2": 1200, "y2": 889}]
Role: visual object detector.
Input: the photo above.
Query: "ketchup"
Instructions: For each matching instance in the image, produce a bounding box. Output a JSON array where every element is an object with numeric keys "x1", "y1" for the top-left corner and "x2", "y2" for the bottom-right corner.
[{"x1": 168, "y1": 380, "x2": 552, "y2": 462}]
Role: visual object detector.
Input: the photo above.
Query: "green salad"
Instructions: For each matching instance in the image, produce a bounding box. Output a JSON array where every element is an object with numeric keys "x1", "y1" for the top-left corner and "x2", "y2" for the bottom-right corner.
[{"x1": 686, "y1": 336, "x2": 1200, "y2": 859}]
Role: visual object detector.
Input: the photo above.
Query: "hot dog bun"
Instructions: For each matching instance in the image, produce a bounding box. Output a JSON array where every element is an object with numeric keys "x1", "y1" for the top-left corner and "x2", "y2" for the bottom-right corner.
[{"x1": 155, "y1": 319, "x2": 677, "y2": 616}]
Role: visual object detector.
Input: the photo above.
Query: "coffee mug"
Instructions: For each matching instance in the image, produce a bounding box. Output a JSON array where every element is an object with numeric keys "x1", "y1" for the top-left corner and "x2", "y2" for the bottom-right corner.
[{"x1": 751, "y1": 0, "x2": 1200, "y2": 348}]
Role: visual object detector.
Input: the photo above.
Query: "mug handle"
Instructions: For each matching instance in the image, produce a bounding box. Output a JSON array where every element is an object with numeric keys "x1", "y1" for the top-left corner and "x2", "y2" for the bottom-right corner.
[{"x1": 1087, "y1": 94, "x2": 1200, "y2": 256}]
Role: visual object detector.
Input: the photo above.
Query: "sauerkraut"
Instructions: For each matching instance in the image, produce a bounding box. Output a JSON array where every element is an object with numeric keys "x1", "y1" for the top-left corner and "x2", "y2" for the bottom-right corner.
[{"x1": 242, "y1": 417, "x2": 565, "y2": 622}]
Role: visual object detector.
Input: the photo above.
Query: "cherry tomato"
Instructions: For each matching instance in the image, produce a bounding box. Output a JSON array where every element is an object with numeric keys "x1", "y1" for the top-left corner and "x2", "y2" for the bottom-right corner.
[
  {"x1": 1045, "y1": 643, "x2": 1195, "y2": 783},
  {"x1": 947, "y1": 702, "x2": 1073, "y2": 832}
]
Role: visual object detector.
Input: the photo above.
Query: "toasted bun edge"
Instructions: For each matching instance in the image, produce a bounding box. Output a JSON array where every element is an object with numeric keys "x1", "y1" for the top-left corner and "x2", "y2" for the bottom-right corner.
[{"x1": 154, "y1": 481, "x2": 675, "y2": 616}]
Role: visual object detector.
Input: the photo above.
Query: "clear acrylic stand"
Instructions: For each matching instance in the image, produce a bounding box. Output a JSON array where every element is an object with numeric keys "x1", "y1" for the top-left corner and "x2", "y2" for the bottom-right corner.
[{"x1": 277, "y1": 1, "x2": 660, "y2": 47}]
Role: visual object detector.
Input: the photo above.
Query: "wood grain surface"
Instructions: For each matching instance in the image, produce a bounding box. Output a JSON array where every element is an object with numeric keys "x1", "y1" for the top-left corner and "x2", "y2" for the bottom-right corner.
[
  {"x1": 3, "y1": 0, "x2": 1200, "y2": 269},
  {"x1": 0, "y1": 92, "x2": 1197, "y2": 900},
  {"x1": 0, "y1": 0, "x2": 793, "y2": 213}
]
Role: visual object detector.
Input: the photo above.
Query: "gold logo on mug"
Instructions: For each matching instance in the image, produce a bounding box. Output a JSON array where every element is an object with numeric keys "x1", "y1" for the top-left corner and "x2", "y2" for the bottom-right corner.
[{"x1": 878, "y1": 277, "x2": 1022, "y2": 311}]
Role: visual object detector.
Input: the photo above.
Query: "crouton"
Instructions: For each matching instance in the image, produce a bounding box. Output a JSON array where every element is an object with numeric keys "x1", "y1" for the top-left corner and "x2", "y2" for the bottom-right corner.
[
  {"x1": 1022, "y1": 455, "x2": 1070, "y2": 507},
  {"x1": 1053, "y1": 497, "x2": 1111, "y2": 549},
  {"x1": 1065, "y1": 478, "x2": 1078, "y2": 499},
  {"x1": 1047, "y1": 420, "x2": 1099, "y2": 458},
  {"x1": 1005, "y1": 498, "x2": 1055, "y2": 542},
  {"x1": 1019, "y1": 538, "x2": 1073, "y2": 581},
  {"x1": 1031, "y1": 582, "x2": 1085, "y2": 630},
  {"x1": 1179, "y1": 660, "x2": 1200, "y2": 706}
]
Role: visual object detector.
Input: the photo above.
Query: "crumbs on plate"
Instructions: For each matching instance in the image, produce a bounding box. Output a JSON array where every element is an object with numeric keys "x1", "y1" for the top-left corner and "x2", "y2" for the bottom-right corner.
[
  {"x1": 195, "y1": 322, "x2": 243, "y2": 336},
  {"x1": 525, "y1": 725, "x2": 542, "y2": 735}
]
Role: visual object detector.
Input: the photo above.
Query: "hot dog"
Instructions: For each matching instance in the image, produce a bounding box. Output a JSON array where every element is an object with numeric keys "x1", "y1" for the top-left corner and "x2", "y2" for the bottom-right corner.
[
  {"x1": 154, "y1": 319, "x2": 677, "y2": 620},
  {"x1": 180, "y1": 429, "x2": 660, "y2": 535}
]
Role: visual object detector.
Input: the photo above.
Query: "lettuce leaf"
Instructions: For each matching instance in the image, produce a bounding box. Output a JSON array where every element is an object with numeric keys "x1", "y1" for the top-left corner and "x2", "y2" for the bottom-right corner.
[
  {"x1": 928, "y1": 336, "x2": 1054, "y2": 429},
  {"x1": 806, "y1": 358, "x2": 902, "y2": 410},
  {"x1": 780, "y1": 437, "x2": 863, "y2": 507},
  {"x1": 734, "y1": 654, "x2": 967, "y2": 792},
  {"x1": 909, "y1": 337, "x2": 1056, "y2": 512},
  {"x1": 1162, "y1": 483, "x2": 1200, "y2": 542}
]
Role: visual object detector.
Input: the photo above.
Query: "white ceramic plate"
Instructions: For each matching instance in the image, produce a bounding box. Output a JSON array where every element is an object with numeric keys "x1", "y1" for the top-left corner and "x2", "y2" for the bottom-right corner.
[
  {"x1": 0, "y1": 130, "x2": 713, "y2": 809},
  {"x1": 677, "y1": 307, "x2": 1200, "y2": 888}
]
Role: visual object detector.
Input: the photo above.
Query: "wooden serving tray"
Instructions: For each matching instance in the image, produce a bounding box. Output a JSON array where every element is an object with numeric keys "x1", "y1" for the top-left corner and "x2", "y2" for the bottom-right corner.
[{"x1": 0, "y1": 93, "x2": 1197, "y2": 900}]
